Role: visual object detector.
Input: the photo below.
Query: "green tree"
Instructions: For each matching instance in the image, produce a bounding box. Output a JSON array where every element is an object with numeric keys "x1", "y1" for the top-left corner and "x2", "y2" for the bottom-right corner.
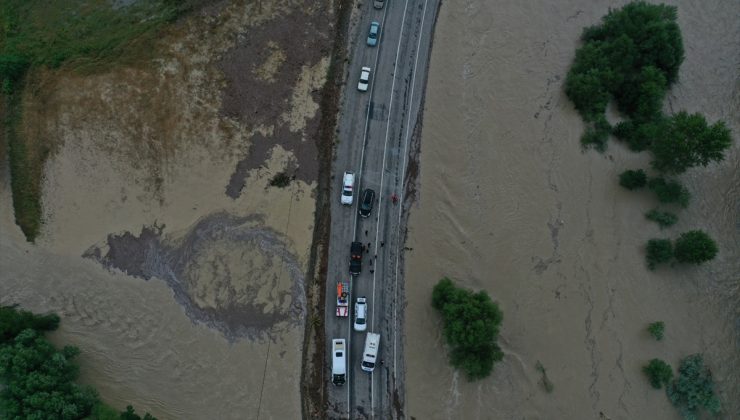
[
  {"x1": 643, "y1": 358, "x2": 673, "y2": 389},
  {"x1": 651, "y1": 112, "x2": 733, "y2": 174},
  {"x1": 645, "y1": 209, "x2": 678, "y2": 229},
  {"x1": 432, "y1": 278, "x2": 504, "y2": 380},
  {"x1": 646, "y1": 238, "x2": 673, "y2": 269},
  {"x1": 0, "y1": 304, "x2": 60, "y2": 344},
  {"x1": 667, "y1": 354, "x2": 721, "y2": 419},
  {"x1": 673, "y1": 230, "x2": 718, "y2": 264},
  {"x1": 0, "y1": 329, "x2": 99, "y2": 419},
  {"x1": 120, "y1": 405, "x2": 157, "y2": 420},
  {"x1": 619, "y1": 169, "x2": 647, "y2": 190},
  {"x1": 647, "y1": 177, "x2": 690, "y2": 208},
  {"x1": 647, "y1": 321, "x2": 665, "y2": 340},
  {"x1": 566, "y1": 1, "x2": 684, "y2": 150}
]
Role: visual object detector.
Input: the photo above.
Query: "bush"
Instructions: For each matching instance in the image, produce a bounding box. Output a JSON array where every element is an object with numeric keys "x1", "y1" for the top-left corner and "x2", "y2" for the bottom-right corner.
[
  {"x1": 646, "y1": 238, "x2": 673, "y2": 269},
  {"x1": 651, "y1": 112, "x2": 733, "y2": 174},
  {"x1": 619, "y1": 169, "x2": 647, "y2": 190},
  {"x1": 648, "y1": 321, "x2": 665, "y2": 340},
  {"x1": 667, "y1": 354, "x2": 721, "y2": 419},
  {"x1": 645, "y1": 209, "x2": 678, "y2": 229},
  {"x1": 647, "y1": 177, "x2": 690, "y2": 208},
  {"x1": 432, "y1": 278, "x2": 504, "y2": 381},
  {"x1": 673, "y1": 230, "x2": 718, "y2": 264},
  {"x1": 643, "y1": 358, "x2": 673, "y2": 389},
  {"x1": 269, "y1": 172, "x2": 293, "y2": 188}
]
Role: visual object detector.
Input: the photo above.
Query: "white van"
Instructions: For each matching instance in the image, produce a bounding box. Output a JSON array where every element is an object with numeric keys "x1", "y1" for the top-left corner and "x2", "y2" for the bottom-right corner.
[
  {"x1": 332, "y1": 339, "x2": 347, "y2": 385},
  {"x1": 341, "y1": 171, "x2": 355, "y2": 205},
  {"x1": 373, "y1": 0, "x2": 384, "y2": 9},
  {"x1": 361, "y1": 332, "x2": 380, "y2": 372}
]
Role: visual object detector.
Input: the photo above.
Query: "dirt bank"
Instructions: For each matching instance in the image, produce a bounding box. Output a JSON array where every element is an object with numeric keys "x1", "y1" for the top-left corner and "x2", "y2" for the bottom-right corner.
[{"x1": 404, "y1": 0, "x2": 739, "y2": 419}]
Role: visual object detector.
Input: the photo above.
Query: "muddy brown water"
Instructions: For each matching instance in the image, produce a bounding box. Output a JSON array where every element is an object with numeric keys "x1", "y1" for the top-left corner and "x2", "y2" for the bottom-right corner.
[{"x1": 404, "y1": 0, "x2": 739, "y2": 419}]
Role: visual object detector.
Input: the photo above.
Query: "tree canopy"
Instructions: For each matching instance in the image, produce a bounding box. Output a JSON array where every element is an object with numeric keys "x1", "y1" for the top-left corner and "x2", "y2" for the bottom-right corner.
[
  {"x1": 565, "y1": 1, "x2": 684, "y2": 148},
  {"x1": 0, "y1": 329, "x2": 99, "y2": 419},
  {"x1": 650, "y1": 112, "x2": 733, "y2": 174},
  {"x1": 432, "y1": 278, "x2": 504, "y2": 380},
  {"x1": 667, "y1": 354, "x2": 721, "y2": 419},
  {"x1": 673, "y1": 230, "x2": 718, "y2": 264}
]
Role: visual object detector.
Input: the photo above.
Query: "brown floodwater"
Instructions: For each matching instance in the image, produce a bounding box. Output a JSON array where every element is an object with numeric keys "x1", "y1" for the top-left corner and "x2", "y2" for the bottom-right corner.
[{"x1": 404, "y1": 0, "x2": 739, "y2": 418}]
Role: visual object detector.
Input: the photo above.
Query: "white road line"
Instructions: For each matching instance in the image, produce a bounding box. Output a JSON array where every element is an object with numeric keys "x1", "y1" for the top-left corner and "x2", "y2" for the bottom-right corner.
[
  {"x1": 393, "y1": 0, "x2": 429, "y2": 398},
  {"x1": 370, "y1": 0, "x2": 412, "y2": 417}
]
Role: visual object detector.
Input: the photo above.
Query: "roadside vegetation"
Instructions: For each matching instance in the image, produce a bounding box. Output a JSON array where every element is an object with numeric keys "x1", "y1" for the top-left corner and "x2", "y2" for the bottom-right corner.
[
  {"x1": 566, "y1": 1, "x2": 732, "y2": 266},
  {"x1": 0, "y1": 0, "x2": 203, "y2": 242},
  {"x1": 0, "y1": 305, "x2": 156, "y2": 419},
  {"x1": 431, "y1": 278, "x2": 504, "y2": 381}
]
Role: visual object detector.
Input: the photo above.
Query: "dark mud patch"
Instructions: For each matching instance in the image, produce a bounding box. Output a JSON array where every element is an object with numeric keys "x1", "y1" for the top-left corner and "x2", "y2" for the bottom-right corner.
[
  {"x1": 84, "y1": 212, "x2": 305, "y2": 341},
  {"x1": 219, "y1": 0, "x2": 334, "y2": 194},
  {"x1": 226, "y1": 124, "x2": 316, "y2": 198}
]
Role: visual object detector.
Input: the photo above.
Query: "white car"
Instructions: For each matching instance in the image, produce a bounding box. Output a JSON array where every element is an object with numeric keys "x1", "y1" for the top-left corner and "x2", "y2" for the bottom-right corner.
[
  {"x1": 341, "y1": 171, "x2": 355, "y2": 205},
  {"x1": 357, "y1": 66, "x2": 371, "y2": 92},
  {"x1": 354, "y1": 297, "x2": 367, "y2": 332}
]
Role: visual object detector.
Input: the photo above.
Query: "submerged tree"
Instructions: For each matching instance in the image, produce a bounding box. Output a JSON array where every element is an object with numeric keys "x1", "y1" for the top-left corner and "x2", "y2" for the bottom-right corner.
[
  {"x1": 643, "y1": 358, "x2": 673, "y2": 389},
  {"x1": 619, "y1": 169, "x2": 647, "y2": 190},
  {"x1": 651, "y1": 112, "x2": 733, "y2": 174},
  {"x1": 432, "y1": 278, "x2": 504, "y2": 380},
  {"x1": 673, "y1": 230, "x2": 718, "y2": 264},
  {"x1": 565, "y1": 1, "x2": 684, "y2": 148},
  {"x1": 647, "y1": 177, "x2": 690, "y2": 208},
  {"x1": 667, "y1": 354, "x2": 721, "y2": 419},
  {"x1": 646, "y1": 238, "x2": 673, "y2": 269}
]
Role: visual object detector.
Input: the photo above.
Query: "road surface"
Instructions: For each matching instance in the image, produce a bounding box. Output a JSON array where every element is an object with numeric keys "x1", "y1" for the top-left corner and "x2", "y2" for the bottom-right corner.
[{"x1": 323, "y1": 0, "x2": 439, "y2": 418}]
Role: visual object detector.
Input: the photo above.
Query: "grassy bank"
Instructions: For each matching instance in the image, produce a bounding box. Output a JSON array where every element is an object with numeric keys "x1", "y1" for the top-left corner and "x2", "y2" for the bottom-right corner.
[{"x1": 0, "y1": 0, "x2": 202, "y2": 242}]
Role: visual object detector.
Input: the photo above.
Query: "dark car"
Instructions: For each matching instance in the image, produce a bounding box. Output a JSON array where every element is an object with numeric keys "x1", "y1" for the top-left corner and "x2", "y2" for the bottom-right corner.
[
  {"x1": 350, "y1": 259, "x2": 361, "y2": 276},
  {"x1": 350, "y1": 241, "x2": 363, "y2": 276},
  {"x1": 351, "y1": 241, "x2": 363, "y2": 259},
  {"x1": 359, "y1": 189, "x2": 375, "y2": 218}
]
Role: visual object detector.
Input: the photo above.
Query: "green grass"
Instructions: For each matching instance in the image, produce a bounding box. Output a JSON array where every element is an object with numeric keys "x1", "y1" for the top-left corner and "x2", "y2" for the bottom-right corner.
[{"x1": 0, "y1": 0, "x2": 202, "y2": 241}]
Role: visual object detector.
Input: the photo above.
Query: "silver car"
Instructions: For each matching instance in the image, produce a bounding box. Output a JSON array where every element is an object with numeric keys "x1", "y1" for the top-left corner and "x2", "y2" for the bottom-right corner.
[
  {"x1": 354, "y1": 297, "x2": 367, "y2": 332},
  {"x1": 357, "y1": 66, "x2": 371, "y2": 92}
]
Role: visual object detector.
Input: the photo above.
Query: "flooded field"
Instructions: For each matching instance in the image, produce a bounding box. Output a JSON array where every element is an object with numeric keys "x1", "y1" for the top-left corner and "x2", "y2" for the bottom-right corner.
[
  {"x1": 1, "y1": 0, "x2": 334, "y2": 417},
  {"x1": 404, "y1": 0, "x2": 739, "y2": 418}
]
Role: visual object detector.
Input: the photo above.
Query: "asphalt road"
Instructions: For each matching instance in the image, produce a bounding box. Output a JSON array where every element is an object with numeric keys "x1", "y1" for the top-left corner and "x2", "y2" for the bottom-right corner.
[{"x1": 324, "y1": 0, "x2": 439, "y2": 418}]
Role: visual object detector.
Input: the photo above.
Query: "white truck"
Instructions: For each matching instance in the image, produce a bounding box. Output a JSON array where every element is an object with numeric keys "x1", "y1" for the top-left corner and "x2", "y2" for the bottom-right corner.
[
  {"x1": 332, "y1": 339, "x2": 347, "y2": 386},
  {"x1": 336, "y1": 281, "x2": 349, "y2": 317},
  {"x1": 361, "y1": 332, "x2": 381, "y2": 372}
]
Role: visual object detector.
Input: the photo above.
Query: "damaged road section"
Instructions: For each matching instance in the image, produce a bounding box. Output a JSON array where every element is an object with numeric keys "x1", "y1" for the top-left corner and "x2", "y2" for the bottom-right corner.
[{"x1": 84, "y1": 212, "x2": 306, "y2": 341}]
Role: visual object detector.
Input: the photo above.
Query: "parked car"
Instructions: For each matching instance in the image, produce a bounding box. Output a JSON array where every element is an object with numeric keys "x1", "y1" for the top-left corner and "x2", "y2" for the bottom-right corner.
[
  {"x1": 373, "y1": 0, "x2": 384, "y2": 9},
  {"x1": 354, "y1": 297, "x2": 367, "y2": 332},
  {"x1": 359, "y1": 188, "x2": 375, "y2": 217},
  {"x1": 341, "y1": 171, "x2": 355, "y2": 205},
  {"x1": 367, "y1": 21, "x2": 380, "y2": 46},
  {"x1": 357, "y1": 66, "x2": 371, "y2": 92},
  {"x1": 350, "y1": 241, "x2": 363, "y2": 276}
]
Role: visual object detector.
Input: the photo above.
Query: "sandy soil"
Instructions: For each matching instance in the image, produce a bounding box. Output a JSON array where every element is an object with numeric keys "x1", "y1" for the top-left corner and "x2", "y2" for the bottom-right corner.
[
  {"x1": 404, "y1": 0, "x2": 739, "y2": 419},
  {"x1": 0, "y1": 0, "x2": 334, "y2": 418}
]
